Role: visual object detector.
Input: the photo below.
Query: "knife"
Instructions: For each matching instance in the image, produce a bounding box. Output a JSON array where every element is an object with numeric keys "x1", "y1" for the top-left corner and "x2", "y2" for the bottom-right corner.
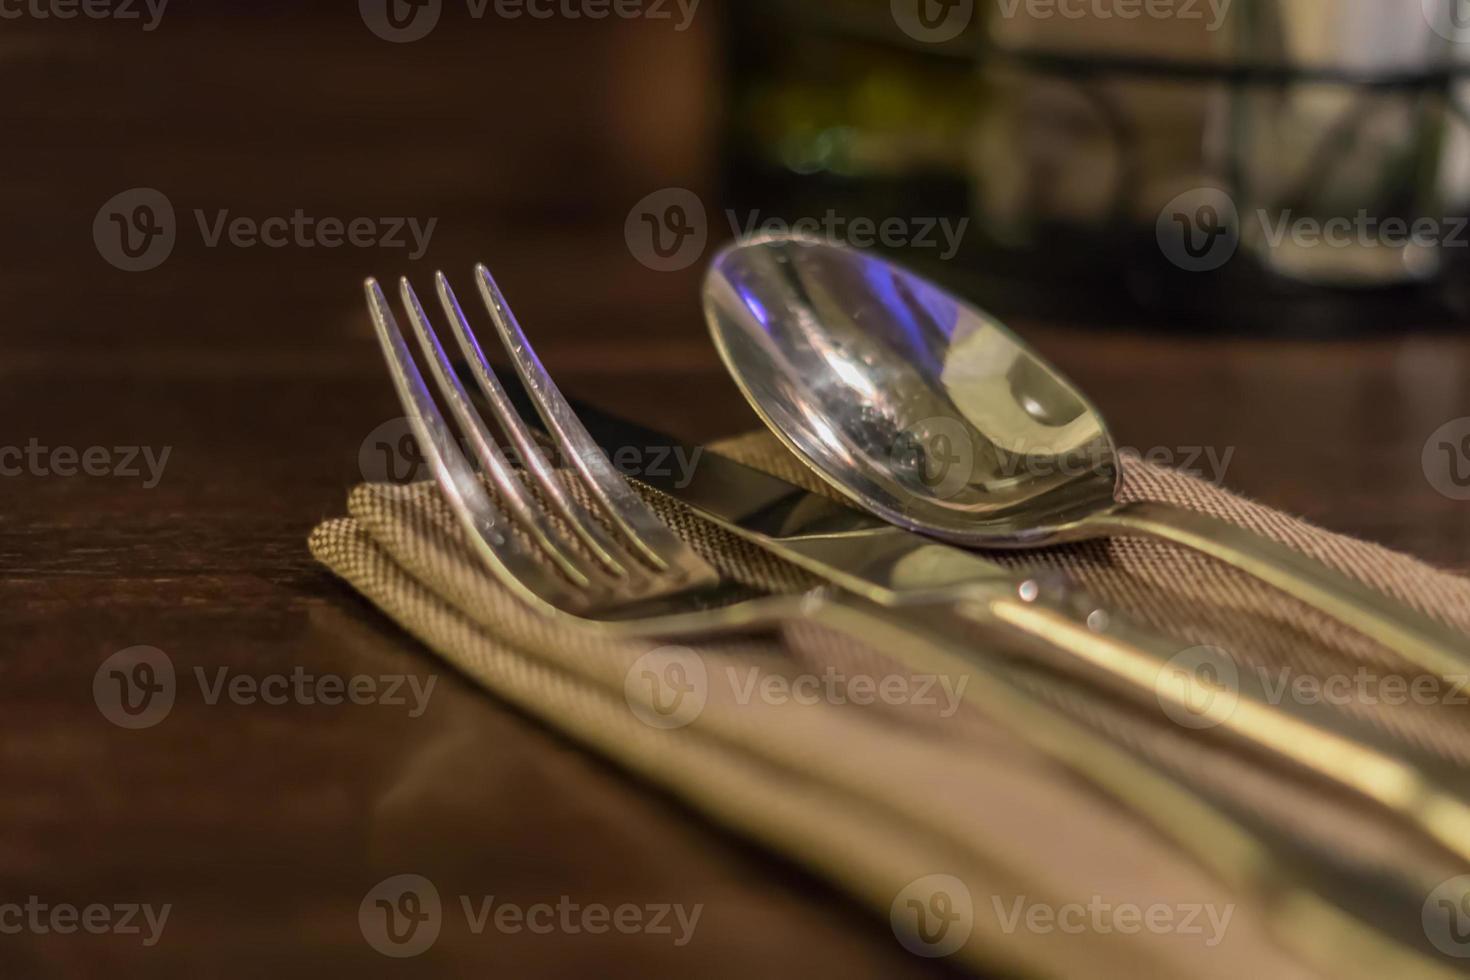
[{"x1": 555, "y1": 400, "x2": 1470, "y2": 865}]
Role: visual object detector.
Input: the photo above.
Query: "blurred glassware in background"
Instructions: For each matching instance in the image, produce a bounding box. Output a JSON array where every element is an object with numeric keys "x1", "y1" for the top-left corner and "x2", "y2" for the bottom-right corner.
[{"x1": 723, "y1": 0, "x2": 1470, "y2": 333}]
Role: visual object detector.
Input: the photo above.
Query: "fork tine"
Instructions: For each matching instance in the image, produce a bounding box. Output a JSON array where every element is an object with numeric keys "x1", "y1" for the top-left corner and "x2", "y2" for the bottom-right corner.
[
  {"x1": 433, "y1": 271, "x2": 638, "y2": 581},
  {"x1": 397, "y1": 276, "x2": 599, "y2": 589},
  {"x1": 472, "y1": 264, "x2": 693, "y2": 574},
  {"x1": 362, "y1": 278, "x2": 586, "y2": 612}
]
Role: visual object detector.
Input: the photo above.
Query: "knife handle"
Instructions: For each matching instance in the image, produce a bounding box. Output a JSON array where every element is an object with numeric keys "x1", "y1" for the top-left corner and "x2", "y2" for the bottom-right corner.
[
  {"x1": 940, "y1": 584, "x2": 1470, "y2": 866},
  {"x1": 798, "y1": 590, "x2": 1449, "y2": 980}
]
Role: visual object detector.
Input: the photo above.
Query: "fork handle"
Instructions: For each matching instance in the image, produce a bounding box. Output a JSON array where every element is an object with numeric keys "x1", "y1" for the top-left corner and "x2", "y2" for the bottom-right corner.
[{"x1": 1081, "y1": 501, "x2": 1470, "y2": 682}]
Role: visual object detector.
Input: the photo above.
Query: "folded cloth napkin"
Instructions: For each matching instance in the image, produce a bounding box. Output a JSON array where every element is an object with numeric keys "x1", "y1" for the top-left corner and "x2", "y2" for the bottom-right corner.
[{"x1": 310, "y1": 431, "x2": 1470, "y2": 979}]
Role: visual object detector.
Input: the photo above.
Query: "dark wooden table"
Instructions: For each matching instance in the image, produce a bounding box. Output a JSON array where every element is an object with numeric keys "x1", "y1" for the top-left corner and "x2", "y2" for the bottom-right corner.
[{"x1": 3, "y1": 6, "x2": 1468, "y2": 978}]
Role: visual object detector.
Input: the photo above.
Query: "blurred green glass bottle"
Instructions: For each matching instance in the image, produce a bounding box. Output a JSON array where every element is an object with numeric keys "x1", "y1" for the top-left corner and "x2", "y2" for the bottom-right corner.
[{"x1": 721, "y1": 0, "x2": 982, "y2": 262}]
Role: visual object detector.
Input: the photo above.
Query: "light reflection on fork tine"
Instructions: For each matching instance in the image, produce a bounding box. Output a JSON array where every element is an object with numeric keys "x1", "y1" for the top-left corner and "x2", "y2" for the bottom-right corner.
[
  {"x1": 362, "y1": 276, "x2": 593, "y2": 615},
  {"x1": 473, "y1": 262, "x2": 715, "y2": 587},
  {"x1": 431, "y1": 270, "x2": 636, "y2": 581},
  {"x1": 398, "y1": 276, "x2": 610, "y2": 589},
  {"x1": 365, "y1": 269, "x2": 719, "y2": 616}
]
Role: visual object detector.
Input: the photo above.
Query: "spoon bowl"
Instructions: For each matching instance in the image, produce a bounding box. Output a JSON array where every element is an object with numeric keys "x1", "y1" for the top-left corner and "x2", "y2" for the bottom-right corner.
[{"x1": 703, "y1": 235, "x2": 1119, "y2": 546}]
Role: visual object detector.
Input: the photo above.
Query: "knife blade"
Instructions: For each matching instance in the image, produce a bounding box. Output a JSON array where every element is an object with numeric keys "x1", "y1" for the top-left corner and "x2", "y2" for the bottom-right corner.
[{"x1": 569, "y1": 405, "x2": 1029, "y2": 604}]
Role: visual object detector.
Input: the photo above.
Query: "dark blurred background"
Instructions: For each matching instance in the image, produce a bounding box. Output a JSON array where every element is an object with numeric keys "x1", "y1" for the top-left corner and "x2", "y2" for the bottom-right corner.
[
  {"x1": 726, "y1": 0, "x2": 1470, "y2": 333},
  {"x1": 3, "y1": 0, "x2": 1464, "y2": 551},
  {"x1": 3, "y1": 1, "x2": 1470, "y2": 976}
]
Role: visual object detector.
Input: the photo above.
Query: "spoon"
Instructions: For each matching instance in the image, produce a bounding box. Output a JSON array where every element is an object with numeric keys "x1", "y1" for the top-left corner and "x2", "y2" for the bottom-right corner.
[{"x1": 702, "y1": 235, "x2": 1469, "y2": 680}]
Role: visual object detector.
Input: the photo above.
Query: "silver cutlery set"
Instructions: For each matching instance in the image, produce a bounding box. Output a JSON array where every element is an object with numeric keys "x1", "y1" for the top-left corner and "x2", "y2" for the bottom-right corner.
[{"x1": 362, "y1": 235, "x2": 1470, "y2": 976}]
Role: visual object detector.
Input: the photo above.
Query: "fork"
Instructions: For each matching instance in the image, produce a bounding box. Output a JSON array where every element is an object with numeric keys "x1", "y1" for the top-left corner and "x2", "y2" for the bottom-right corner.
[{"x1": 362, "y1": 265, "x2": 1457, "y2": 980}]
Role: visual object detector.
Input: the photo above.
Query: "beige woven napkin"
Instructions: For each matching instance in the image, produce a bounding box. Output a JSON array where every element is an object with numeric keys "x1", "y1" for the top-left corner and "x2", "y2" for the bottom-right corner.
[{"x1": 310, "y1": 431, "x2": 1470, "y2": 979}]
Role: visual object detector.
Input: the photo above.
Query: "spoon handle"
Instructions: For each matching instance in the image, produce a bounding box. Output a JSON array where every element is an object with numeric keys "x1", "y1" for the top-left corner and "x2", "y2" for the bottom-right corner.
[{"x1": 1085, "y1": 501, "x2": 1470, "y2": 681}]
